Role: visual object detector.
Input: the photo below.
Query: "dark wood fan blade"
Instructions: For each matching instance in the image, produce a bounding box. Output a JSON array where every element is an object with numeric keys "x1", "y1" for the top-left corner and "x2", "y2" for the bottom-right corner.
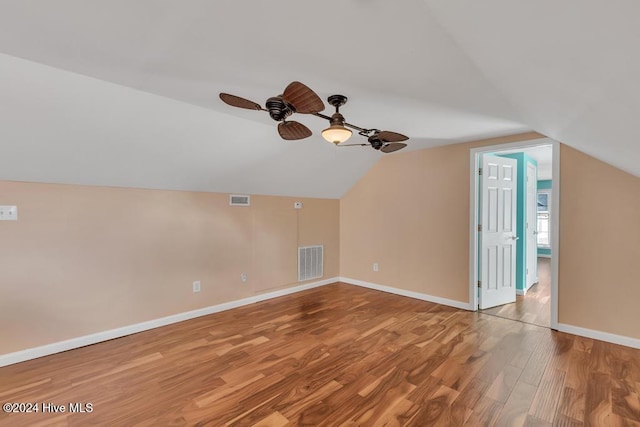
[
  {"x1": 381, "y1": 142, "x2": 407, "y2": 153},
  {"x1": 277, "y1": 121, "x2": 312, "y2": 140},
  {"x1": 219, "y1": 93, "x2": 262, "y2": 110},
  {"x1": 378, "y1": 131, "x2": 409, "y2": 142},
  {"x1": 282, "y1": 82, "x2": 325, "y2": 114}
]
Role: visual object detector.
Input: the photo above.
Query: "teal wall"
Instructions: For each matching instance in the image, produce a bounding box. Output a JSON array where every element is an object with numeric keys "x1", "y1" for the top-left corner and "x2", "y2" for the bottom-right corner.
[
  {"x1": 498, "y1": 153, "x2": 537, "y2": 291},
  {"x1": 538, "y1": 247, "x2": 551, "y2": 256},
  {"x1": 537, "y1": 180, "x2": 552, "y2": 256},
  {"x1": 538, "y1": 180, "x2": 552, "y2": 190}
]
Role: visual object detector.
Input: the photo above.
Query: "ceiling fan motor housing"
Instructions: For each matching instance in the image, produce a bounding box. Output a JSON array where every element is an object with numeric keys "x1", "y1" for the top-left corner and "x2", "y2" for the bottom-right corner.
[
  {"x1": 330, "y1": 112, "x2": 347, "y2": 127},
  {"x1": 266, "y1": 96, "x2": 294, "y2": 121},
  {"x1": 368, "y1": 135, "x2": 384, "y2": 150}
]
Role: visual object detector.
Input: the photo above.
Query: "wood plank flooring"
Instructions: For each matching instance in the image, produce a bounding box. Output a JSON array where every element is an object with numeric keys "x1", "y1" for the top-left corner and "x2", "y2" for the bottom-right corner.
[
  {"x1": 481, "y1": 258, "x2": 551, "y2": 328},
  {"x1": 1, "y1": 282, "x2": 639, "y2": 426}
]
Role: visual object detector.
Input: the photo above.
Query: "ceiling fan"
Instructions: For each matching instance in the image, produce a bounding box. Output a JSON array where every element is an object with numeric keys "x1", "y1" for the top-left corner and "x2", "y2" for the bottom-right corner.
[
  {"x1": 219, "y1": 81, "x2": 409, "y2": 153},
  {"x1": 219, "y1": 81, "x2": 324, "y2": 140}
]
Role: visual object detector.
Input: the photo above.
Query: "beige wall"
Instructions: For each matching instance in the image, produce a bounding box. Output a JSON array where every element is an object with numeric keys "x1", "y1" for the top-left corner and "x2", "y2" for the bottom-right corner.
[
  {"x1": 559, "y1": 145, "x2": 640, "y2": 339},
  {"x1": 341, "y1": 134, "x2": 640, "y2": 341},
  {"x1": 0, "y1": 182, "x2": 339, "y2": 354},
  {"x1": 4, "y1": 131, "x2": 638, "y2": 357},
  {"x1": 340, "y1": 132, "x2": 545, "y2": 303}
]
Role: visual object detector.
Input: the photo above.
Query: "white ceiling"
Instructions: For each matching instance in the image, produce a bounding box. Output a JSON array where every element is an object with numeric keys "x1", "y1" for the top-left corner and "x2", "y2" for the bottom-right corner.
[{"x1": 0, "y1": 1, "x2": 637, "y2": 198}]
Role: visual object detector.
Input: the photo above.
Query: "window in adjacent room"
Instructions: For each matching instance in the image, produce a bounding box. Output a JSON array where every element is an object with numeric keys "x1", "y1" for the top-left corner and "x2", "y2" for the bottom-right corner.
[{"x1": 537, "y1": 190, "x2": 551, "y2": 247}]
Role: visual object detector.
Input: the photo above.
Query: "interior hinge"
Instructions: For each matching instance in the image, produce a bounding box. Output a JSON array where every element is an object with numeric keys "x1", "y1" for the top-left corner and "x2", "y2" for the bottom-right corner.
[
  {"x1": 478, "y1": 168, "x2": 483, "y2": 176},
  {"x1": 477, "y1": 224, "x2": 482, "y2": 232},
  {"x1": 477, "y1": 280, "x2": 481, "y2": 288}
]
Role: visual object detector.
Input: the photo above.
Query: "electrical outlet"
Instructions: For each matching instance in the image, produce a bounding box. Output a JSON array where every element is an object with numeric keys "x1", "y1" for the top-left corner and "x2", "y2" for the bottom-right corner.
[
  {"x1": 0, "y1": 206, "x2": 18, "y2": 221},
  {"x1": 193, "y1": 281, "x2": 201, "y2": 293},
  {"x1": 373, "y1": 263, "x2": 379, "y2": 272},
  {"x1": 241, "y1": 273, "x2": 248, "y2": 283}
]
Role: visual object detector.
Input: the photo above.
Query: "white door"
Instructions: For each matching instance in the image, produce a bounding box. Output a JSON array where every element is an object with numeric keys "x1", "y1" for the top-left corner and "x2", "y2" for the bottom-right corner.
[
  {"x1": 479, "y1": 155, "x2": 518, "y2": 309},
  {"x1": 526, "y1": 163, "x2": 538, "y2": 288}
]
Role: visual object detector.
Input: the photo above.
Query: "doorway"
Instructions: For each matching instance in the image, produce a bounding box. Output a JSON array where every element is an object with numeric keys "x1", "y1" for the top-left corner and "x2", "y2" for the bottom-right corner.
[
  {"x1": 469, "y1": 138, "x2": 559, "y2": 329},
  {"x1": 480, "y1": 257, "x2": 551, "y2": 327}
]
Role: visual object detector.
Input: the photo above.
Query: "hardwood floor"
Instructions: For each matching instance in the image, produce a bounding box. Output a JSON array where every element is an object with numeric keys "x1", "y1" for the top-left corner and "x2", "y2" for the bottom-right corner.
[
  {"x1": 481, "y1": 258, "x2": 551, "y2": 328},
  {"x1": 1, "y1": 282, "x2": 639, "y2": 426}
]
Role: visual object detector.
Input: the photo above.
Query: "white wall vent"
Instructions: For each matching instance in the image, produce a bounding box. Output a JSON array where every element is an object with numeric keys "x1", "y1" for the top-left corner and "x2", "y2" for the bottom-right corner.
[
  {"x1": 229, "y1": 195, "x2": 250, "y2": 206},
  {"x1": 298, "y1": 245, "x2": 323, "y2": 282}
]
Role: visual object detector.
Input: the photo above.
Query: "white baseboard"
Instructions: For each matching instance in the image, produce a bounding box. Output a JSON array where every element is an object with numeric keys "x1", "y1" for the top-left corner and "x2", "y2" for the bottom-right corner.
[
  {"x1": 339, "y1": 277, "x2": 472, "y2": 311},
  {"x1": 517, "y1": 281, "x2": 537, "y2": 296},
  {"x1": 340, "y1": 277, "x2": 640, "y2": 350},
  {"x1": 5, "y1": 277, "x2": 638, "y2": 367},
  {"x1": 0, "y1": 277, "x2": 337, "y2": 368},
  {"x1": 557, "y1": 323, "x2": 640, "y2": 350}
]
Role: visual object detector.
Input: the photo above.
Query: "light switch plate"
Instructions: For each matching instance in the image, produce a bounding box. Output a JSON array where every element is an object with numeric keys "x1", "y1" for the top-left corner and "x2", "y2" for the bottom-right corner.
[{"x1": 0, "y1": 206, "x2": 17, "y2": 221}]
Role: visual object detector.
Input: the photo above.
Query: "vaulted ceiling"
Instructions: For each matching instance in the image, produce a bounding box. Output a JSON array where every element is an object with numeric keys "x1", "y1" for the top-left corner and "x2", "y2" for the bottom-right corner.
[{"x1": 0, "y1": 1, "x2": 637, "y2": 198}]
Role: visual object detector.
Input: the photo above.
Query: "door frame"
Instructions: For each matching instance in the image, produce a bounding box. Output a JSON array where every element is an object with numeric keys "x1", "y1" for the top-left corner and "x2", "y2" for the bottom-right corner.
[
  {"x1": 469, "y1": 138, "x2": 559, "y2": 329},
  {"x1": 525, "y1": 161, "x2": 538, "y2": 290}
]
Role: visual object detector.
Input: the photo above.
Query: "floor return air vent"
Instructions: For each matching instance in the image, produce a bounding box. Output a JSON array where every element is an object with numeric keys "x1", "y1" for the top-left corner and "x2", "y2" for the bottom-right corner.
[{"x1": 298, "y1": 245, "x2": 323, "y2": 281}]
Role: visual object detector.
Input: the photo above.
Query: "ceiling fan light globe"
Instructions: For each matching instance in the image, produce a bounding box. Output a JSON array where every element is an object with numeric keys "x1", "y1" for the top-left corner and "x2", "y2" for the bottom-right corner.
[{"x1": 322, "y1": 126, "x2": 352, "y2": 144}]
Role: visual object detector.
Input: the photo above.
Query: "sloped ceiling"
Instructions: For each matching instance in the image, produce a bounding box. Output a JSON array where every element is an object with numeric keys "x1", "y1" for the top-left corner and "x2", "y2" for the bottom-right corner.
[
  {"x1": 0, "y1": 1, "x2": 637, "y2": 198},
  {"x1": 424, "y1": 0, "x2": 640, "y2": 180}
]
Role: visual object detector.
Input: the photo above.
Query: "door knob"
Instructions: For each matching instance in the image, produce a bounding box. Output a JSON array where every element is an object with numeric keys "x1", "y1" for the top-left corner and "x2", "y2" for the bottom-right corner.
[{"x1": 509, "y1": 236, "x2": 519, "y2": 241}]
